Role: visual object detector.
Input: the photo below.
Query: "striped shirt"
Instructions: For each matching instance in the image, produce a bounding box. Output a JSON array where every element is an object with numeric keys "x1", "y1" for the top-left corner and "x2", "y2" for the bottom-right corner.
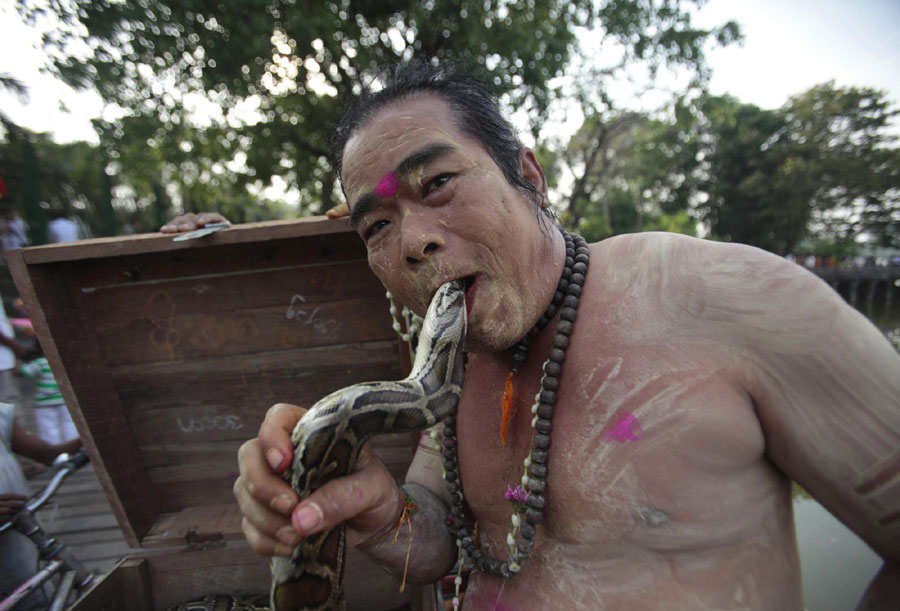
[{"x1": 19, "y1": 357, "x2": 65, "y2": 407}]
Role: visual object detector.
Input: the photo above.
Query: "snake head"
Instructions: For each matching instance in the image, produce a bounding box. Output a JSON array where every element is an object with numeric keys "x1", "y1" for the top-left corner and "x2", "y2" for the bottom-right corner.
[{"x1": 421, "y1": 279, "x2": 467, "y2": 349}]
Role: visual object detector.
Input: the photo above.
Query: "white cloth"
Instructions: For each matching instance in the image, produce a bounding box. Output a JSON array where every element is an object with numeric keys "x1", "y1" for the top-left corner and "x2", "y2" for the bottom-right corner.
[
  {"x1": 0, "y1": 290, "x2": 15, "y2": 371},
  {"x1": 33, "y1": 406, "x2": 77, "y2": 445},
  {"x1": 0, "y1": 402, "x2": 28, "y2": 497},
  {"x1": 0, "y1": 402, "x2": 48, "y2": 609},
  {"x1": 47, "y1": 217, "x2": 80, "y2": 243}
]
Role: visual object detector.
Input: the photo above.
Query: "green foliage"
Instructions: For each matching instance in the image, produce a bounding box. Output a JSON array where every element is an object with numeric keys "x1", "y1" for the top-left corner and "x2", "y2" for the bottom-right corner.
[
  {"x1": 0, "y1": 123, "x2": 111, "y2": 242},
  {"x1": 17, "y1": 0, "x2": 739, "y2": 221},
  {"x1": 563, "y1": 84, "x2": 899, "y2": 255}
]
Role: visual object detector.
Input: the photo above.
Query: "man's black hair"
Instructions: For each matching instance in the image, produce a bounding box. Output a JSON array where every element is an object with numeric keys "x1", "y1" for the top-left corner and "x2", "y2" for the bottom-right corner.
[{"x1": 332, "y1": 62, "x2": 548, "y2": 216}]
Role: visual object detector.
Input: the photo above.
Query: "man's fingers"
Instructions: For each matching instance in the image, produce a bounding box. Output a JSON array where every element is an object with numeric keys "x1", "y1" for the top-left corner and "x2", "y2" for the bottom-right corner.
[
  {"x1": 290, "y1": 452, "x2": 400, "y2": 541},
  {"x1": 259, "y1": 403, "x2": 306, "y2": 473},
  {"x1": 240, "y1": 516, "x2": 296, "y2": 557},
  {"x1": 325, "y1": 203, "x2": 350, "y2": 219},
  {"x1": 159, "y1": 212, "x2": 231, "y2": 233},
  {"x1": 236, "y1": 438, "x2": 298, "y2": 514}
]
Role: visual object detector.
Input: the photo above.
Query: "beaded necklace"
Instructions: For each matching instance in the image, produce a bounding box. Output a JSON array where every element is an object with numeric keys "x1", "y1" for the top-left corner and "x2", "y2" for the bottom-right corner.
[{"x1": 441, "y1": 230, "x2": 589, "y2": 581}]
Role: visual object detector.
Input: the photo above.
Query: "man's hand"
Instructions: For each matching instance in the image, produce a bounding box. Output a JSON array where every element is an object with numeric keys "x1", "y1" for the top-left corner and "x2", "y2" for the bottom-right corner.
[
  {"x1": 0, "y1": 493, "x2": 27, "y2": 517},
  {"x1": 159, "y1": 212, "x2": 231, "y2": 233},
  {"x1": 233, "y1": 403, "x2": 404, "y2": 557},
  {"x1": 325, "y1": 203, "x2": 349, "y2": 219}
]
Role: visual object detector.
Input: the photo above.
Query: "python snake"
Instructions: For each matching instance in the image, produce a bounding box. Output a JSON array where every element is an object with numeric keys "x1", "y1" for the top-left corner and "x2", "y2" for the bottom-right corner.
[{"x1": 270, "y1": 279, "x2": 468, "y2": 610}]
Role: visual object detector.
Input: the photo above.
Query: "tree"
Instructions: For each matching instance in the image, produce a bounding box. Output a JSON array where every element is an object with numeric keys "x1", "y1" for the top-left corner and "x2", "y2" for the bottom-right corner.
[
  {"x1": 781, "y1": 83, "x2": 900, "y2": 248},
  {"x1": 19, "y1": 0, "x2": 739, "y2": 218},
  {"x1": 587, "y1": 86, "x2": 900, "y2": 255}
]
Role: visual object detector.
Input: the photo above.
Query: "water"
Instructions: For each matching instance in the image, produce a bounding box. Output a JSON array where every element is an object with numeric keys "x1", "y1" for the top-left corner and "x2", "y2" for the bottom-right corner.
[
  {"x1": 795, "y1": 497, "x2": 882, "y2": 610},
  {"x1": 793, "y1": 303, "x2": 898, "y2": 610}
]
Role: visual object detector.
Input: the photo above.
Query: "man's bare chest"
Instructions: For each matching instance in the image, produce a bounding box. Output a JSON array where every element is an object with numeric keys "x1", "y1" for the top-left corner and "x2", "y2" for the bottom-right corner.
[{"x1": 453, "y1": 341, "x2": 769, "y2": 551}]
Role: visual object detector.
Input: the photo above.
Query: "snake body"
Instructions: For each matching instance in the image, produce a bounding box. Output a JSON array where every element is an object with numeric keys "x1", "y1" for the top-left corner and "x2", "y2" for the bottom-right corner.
[{"x1": 270, "y1": 280, "x2": 467, "y2": 610}]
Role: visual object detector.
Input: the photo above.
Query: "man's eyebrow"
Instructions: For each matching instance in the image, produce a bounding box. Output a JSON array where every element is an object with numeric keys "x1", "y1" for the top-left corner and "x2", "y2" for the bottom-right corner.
[{"x1": 349, "y1": 143, "x2": 457, "y2": 229}]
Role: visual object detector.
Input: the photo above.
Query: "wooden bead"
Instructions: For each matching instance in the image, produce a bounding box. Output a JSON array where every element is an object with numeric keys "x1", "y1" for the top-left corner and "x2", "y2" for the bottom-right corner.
[
  {"x1": 534, "y1": 433, "x2": 551, "y2": 449},
  {"x1": 536, "y1": 403, "x2": 554, "y2": 419},
  {"x1": 525, "y1": 508, "x2": 544, "y2": 525},
  {"x1": 530, "y1": 462, "x2": 548, "y2": 477}
]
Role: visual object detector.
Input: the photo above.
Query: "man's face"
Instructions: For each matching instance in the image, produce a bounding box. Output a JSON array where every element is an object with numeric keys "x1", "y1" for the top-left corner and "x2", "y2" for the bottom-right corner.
[{"x1": 341, "y1": 95, "x2": 552, "y2": 352}]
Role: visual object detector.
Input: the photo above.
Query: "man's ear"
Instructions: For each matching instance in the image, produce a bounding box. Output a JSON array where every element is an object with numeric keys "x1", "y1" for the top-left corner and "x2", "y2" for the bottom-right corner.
[{"x1": 519, "y1": 148, "x2": 549, "y2": 207}]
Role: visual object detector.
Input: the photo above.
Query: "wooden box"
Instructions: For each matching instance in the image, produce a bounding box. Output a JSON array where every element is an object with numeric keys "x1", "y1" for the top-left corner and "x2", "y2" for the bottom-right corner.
[{"x1": 5, "y1": 218, "x2": 422, "y2": 610}]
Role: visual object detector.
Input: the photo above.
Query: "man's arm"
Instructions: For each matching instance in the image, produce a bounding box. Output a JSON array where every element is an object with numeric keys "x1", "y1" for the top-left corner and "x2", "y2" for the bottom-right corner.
[
  {"x1": 355, "y1": 432, "x2": 457, "y2": 583},
  {"x1": 11, "y1": 423, "x2": 81, "y2": 466},
  {"x1": 703, "y1": 244, "x2": 900, "y2": 601},
  {"x1": 0, "y1": 331, "x2": 27, "y2": 359},
  {"x1": 234, "y1": 404, "x2": 457, "y2": 582}
]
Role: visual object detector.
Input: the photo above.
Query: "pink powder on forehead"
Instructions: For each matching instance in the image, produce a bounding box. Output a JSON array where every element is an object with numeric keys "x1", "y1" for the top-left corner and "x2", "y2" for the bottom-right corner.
[{"x1": 374, "y1": 171, "x2": 399, "y2": 198}]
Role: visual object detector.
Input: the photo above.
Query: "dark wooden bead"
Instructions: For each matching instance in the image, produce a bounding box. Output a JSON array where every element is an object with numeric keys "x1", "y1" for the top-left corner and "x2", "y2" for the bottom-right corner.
[
  {"x1": 559, "y1": 307, "x2": 577, "y2": 322},
  {"x1": 548, "y1": 347, "x2": 565, "y2": 363},
  {"x1": 520, "y1": 522, "x2": 536, "y2": 539},
  {"x1": 567, "y1": 283, "x2": 582, "y2": 298},
  {"x1": 536, "y1": 403, "x2": 553, "y2": 419},
  {"x1": 563, "y1": 294, "x2": 579, "y2": 308},
  {"x1": 544, "y1": 361, "x2": 561, "y2": 376},
  {"x1": 535, "y1": 419, "x2": 552, "y2": 434},
  {"x1": 565, "y1": 255, "x2": 574, "y2": 268},
  {"x1": 571, "y1": 272, "x2": 585, "y2": 285},
  {"x1": 446, "y1": 482, "x2": 459, "y2": 494},
  {"x1": 531, "y1": 449, "x2": 548, "y2": 464},
  {"x1": 444, "y1": 469, "x2": 458, "y2": 482},
  {"x1": 534, "y1": 433, "x2": 551, "y2": 449},
  {"x1": 573, "y1": 261, "x2": 587, "y2": 274},
  {"x1": 528, "y1": 494, "x2": 545, "y2": 510},
  {"x1": 525, "y1": 508, "x2": 544, "y2": 524},
  {"x1": 539, "y1": 390, "x2": 557, "y2": 404},
  {"x1": 528, "y1": 477, "x2": 545, "y2": 493},
  {"x1": 450, "y1": 492, "x2": 462, "y2": 505},
  {"x1": 556, "y1": 320, "x2": 573, "y2": 336},
  {"x1": 442, "y1": 437, "x2": 456, "y2": 448},
  {"x1": 542, "y1": 375, "x2": 559, "y2": 390},
  {"x1": 443, "y1": 416, "x2": 455, "y2": 427},
  {"x1": 531, "y1": 462, "x2": 548, "y2": 477},
  {"x1": 561, "y1": 266, "x2": 571, "y2": 279},
  {"x1": 552, "y1": 334, "x2": 568, "y2": 349}
]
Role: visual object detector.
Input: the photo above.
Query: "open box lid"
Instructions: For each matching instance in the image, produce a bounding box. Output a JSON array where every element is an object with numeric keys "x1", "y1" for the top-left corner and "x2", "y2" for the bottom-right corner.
[{"x1": 5, "y1": 217, "x2": 411, "y2": 548}]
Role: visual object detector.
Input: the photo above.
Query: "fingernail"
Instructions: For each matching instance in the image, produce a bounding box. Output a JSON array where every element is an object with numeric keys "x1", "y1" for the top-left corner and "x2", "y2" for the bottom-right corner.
[
  {"x1": 276, "y1": 525, "x2": 300, "y2": 546},
  {"x1": 271, "y1": 494, "x2": 295, "y2": 514},
  {"x1": 266, "y1": 448, "x2": 284, "y2": 471},
  {"x1": 293, "y1": 503, "x2": 323, "y2": 533}
]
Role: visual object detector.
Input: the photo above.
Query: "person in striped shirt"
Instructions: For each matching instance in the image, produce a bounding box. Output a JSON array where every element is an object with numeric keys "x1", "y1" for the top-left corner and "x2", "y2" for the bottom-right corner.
[{"x1": 19, "y1": 350, "x2": 76, "y2": 444}]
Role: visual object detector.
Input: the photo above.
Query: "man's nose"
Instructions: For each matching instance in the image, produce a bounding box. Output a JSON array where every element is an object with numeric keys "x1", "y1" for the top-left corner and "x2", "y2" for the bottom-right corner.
[{"x1": 399, "y1": 213, "x2": 445, "y2": 265}]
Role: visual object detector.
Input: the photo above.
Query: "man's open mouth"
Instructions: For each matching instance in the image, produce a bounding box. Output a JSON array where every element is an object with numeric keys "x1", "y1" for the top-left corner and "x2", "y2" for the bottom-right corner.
[{"x1": 463, "y1": 275, "x2": 476, "y2": 317}]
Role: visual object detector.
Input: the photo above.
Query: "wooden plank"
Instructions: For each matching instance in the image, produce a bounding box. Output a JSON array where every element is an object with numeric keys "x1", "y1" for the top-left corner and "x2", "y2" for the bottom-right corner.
[
  {"x1": 7, "y1": 249, "x2": 158, "y2": 546},
  {"x1": 72, "y1": 557, "x2": 153, "y2": 611},
  {"x1": 20, "y1": 217, "x2": 356, "y2": 264}
]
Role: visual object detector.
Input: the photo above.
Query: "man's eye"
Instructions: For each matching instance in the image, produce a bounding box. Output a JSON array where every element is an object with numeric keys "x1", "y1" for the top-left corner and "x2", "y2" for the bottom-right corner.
[
  {"x1": 364, "y1": 220, "x2": 389, "y2": 241},
  {"x1": 424, "y1": 173, "x2": 452, "y2": 196}
]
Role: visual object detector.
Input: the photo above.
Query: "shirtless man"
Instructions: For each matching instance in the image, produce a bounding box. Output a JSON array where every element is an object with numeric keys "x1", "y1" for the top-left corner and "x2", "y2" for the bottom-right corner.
[{"x1": 228, "y1": 64, "x2": 900, "y2": 609}]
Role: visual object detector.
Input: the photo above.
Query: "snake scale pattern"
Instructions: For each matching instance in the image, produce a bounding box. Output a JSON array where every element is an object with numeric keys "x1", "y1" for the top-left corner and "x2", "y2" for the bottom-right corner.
[{"x1": 270, "y1": 279, "x2": 468, "y2": 610}]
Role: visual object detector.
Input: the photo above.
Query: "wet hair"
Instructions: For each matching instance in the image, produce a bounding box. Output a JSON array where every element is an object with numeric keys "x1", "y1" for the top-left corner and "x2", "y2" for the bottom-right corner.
[{"x1": 333, "y1": 62, "x2": 553, "y2": 220}]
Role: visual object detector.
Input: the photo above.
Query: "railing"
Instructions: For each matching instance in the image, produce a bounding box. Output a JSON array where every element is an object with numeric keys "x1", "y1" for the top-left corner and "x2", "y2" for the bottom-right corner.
[{"x1": 810, "y1": 265, "x2": 900, "y2": 311}]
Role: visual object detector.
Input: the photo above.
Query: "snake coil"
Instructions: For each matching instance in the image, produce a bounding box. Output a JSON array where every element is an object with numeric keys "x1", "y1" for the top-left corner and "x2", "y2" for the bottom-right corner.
[{"x1": 270, "y1": 280, "x2": 468, "y2": 610}]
